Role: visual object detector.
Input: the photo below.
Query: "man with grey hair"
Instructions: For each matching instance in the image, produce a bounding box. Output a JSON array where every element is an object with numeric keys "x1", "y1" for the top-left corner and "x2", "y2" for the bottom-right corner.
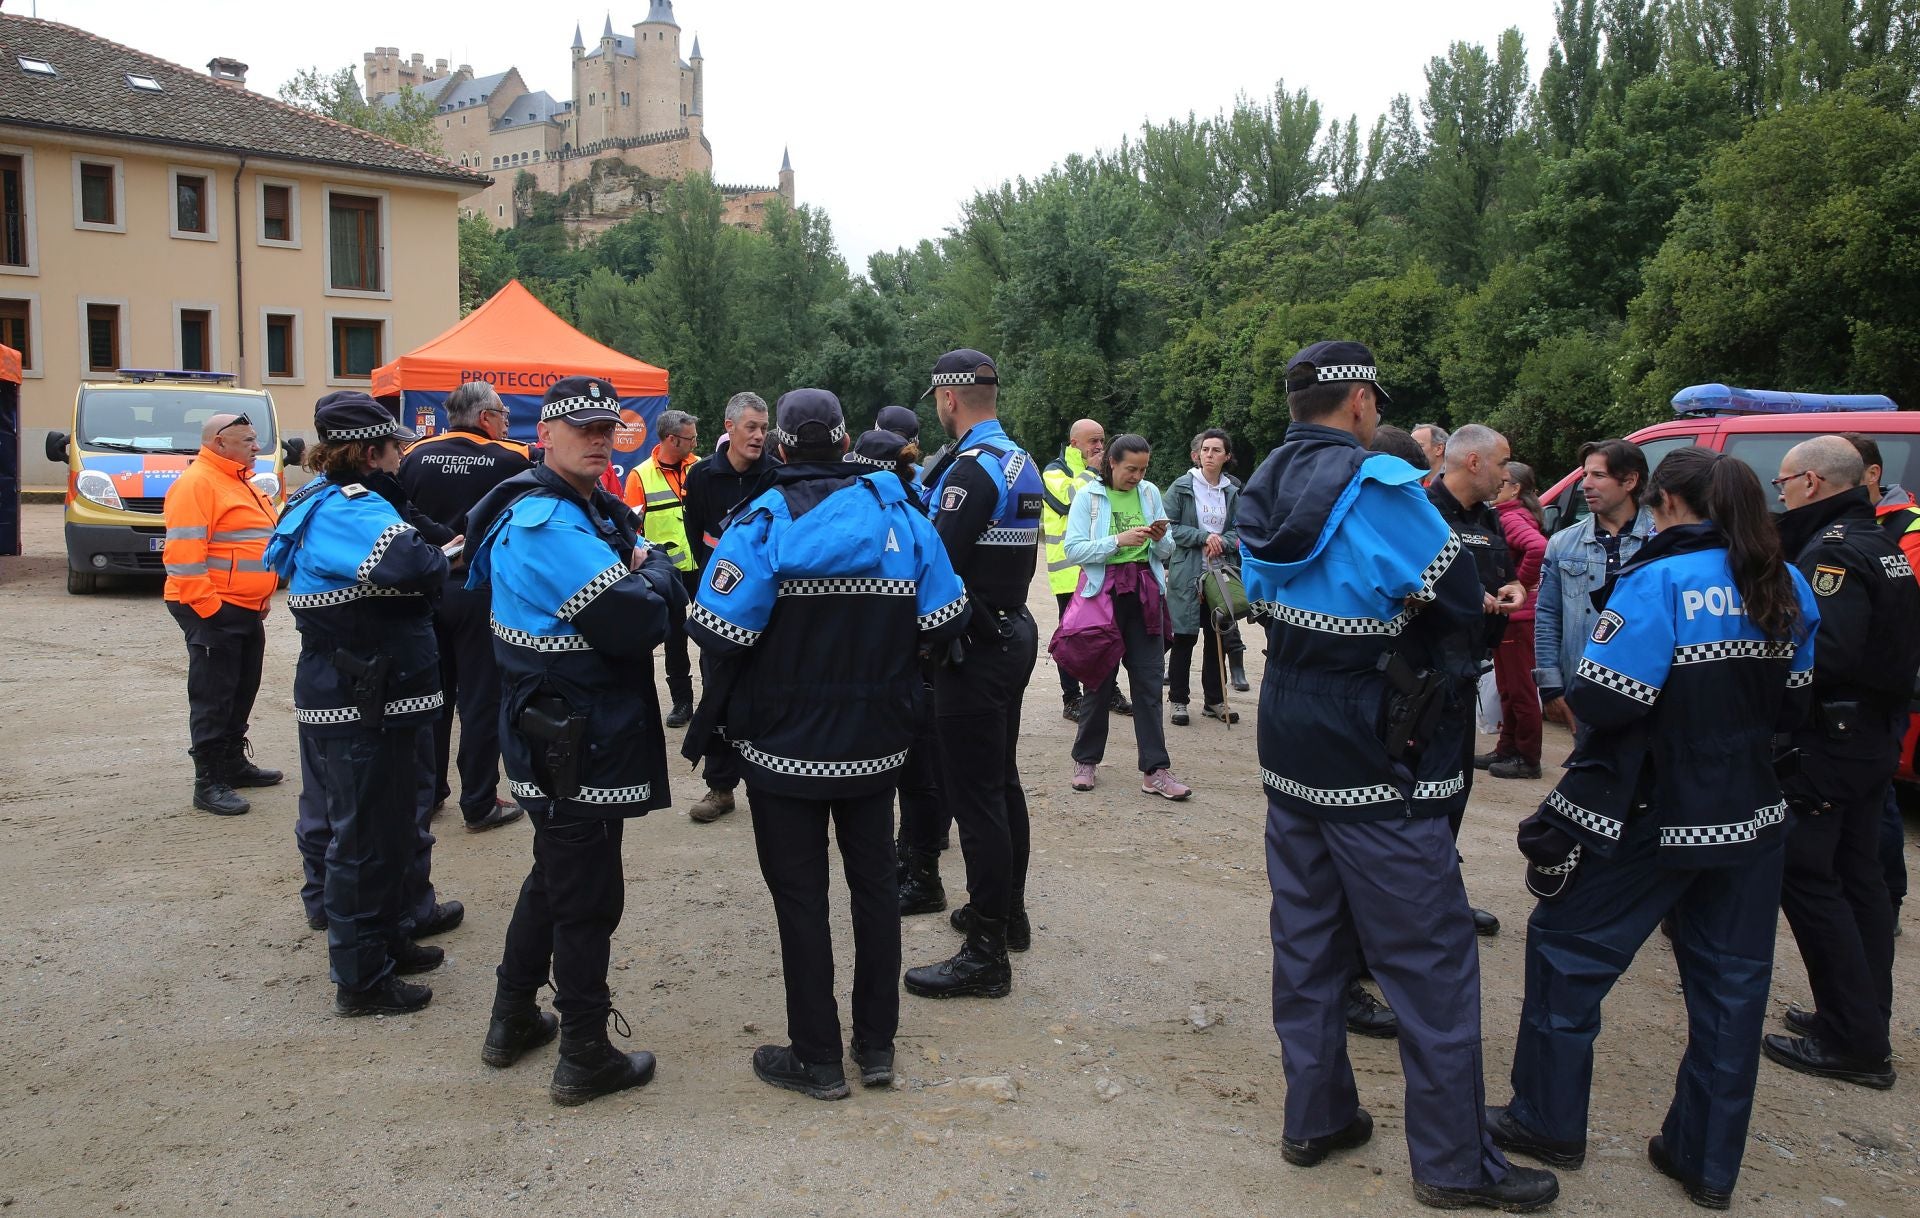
[
  {"x1": 678, "y1": 391, "x2": 778, "y2": 822},
  {"x1": 399, "y1": 379, "x2": 533, "y2": 833},
  {"x1": 1768, "y1": 434, "x2": 1920, "y2": 1089},
  {"x1": 625, "y1": 408, "x2": 703, "y2": 727},
  {"x1": 1411, "y1": 423, "x2": 1450, "y2": 480}
]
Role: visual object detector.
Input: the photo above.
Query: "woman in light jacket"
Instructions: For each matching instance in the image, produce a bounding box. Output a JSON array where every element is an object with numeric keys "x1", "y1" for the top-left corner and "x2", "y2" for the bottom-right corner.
[
  {"x1": 1162, "y1": 428, "x2": 1242, "y2": 726},
  {"x1": 1062, "y1": 434, "x2": 1191, "y2": 801}
]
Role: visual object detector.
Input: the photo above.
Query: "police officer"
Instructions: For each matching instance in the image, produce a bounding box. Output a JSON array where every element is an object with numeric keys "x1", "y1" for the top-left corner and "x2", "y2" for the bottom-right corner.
[
  {"x1": 625, "y1": 408, "x2": 701, "y2": 728},
  {"x1": 1426, "y1": 423, "x2": 1526, "y2": 937},
  {"x1": 904, "y1": 350, "x2": 1046, "y2": 999},
  {"x1": 679, "y1": 391, "x2": 778, "y2": 823},
  {"x1": 686, "y1": 389, "x2": 968, "y2": 1098},
  {"x1": 465, "y1": 375, "x2": 683, "y2": 1106},
  {"x1": 1041, "y1": 419, "x2": 1126, "y2": 720},
  {"x1": 163, "y1": 411, "x2": 282, "y2": 815},
  {"x1": 1491, "y1": 447, "x2": 1818, "y2": 1210},
  {"x1": 1766, "y1": 435, "x2": 1920, "y2": 1089},
  {"x1": 400, "y1": 380, "x2": 533, "y2": 832},
  {"x1": 1237, "y1": 342, "x2": 1557, "y2": 1211},
  {"x1": 265, "y1": 393, "x2": 450, "y2": 1016},
  {"x1": 847, "y1": 419, "x2": 954, "y2": 917}
]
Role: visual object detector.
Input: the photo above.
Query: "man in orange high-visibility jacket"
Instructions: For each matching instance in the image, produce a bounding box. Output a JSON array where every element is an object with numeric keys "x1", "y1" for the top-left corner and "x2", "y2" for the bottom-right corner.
[{"x1": 163, "y1": 411, "x2": 283, "y2": 816}]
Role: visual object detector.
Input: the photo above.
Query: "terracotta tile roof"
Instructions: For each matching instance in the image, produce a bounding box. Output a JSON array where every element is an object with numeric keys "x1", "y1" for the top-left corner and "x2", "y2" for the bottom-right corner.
[{"x1": 0, "y1": 15, "x2": 491, "y2": 188}]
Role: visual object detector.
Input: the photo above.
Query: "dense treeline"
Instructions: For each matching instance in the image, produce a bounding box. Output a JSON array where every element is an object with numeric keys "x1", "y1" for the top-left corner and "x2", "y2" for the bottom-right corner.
[{"x1": 456, "y1": 0, "x2": 1920, "y2": 481}]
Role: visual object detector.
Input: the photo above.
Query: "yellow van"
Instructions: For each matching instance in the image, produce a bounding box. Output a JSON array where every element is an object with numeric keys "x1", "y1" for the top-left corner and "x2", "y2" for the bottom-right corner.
[{"x1": 43, "y1": 369, "x2": 303, "y2": 593}]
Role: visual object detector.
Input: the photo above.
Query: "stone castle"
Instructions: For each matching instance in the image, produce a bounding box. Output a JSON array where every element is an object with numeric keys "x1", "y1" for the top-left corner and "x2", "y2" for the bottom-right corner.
[{"x1": 362, "y1": 1, "x2": 791, "y2": 233}]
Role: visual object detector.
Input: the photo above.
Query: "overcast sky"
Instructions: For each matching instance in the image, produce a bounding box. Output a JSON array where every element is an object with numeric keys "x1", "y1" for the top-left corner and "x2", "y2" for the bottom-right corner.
[{"x1": 43, "y1": 0, "x2": 1560, "y2": 272}]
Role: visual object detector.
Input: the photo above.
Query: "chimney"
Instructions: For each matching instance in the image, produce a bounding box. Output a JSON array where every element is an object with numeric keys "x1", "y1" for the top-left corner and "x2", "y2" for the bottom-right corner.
[
  {"x1": 435, "y1": 58, "x2": 449, "y2": 75},
  {"x1": 207, "y1": 57, "x2": 249, "y2": 86}
]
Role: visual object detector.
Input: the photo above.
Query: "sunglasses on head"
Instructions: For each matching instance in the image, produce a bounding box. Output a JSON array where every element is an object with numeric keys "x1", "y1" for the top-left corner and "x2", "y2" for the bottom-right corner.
[{"x1": 217, "y1": 413, "x2": 252, "y2": 433}]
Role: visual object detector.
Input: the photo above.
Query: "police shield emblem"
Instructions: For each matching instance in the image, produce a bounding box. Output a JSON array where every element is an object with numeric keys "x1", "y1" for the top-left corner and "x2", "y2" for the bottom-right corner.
[
  {"x1": 940, "y1": 485, "x2": 969, "y2": 514},
  {"x1": 709, "y1": 559, "x2": 744, "y2": 595},
  {"x1": 1590, "y1": 609, "x2": 1624, "y2": 644},
  {"x1": 1812, "y1": 564, "x2": 1846, "y2": 597},
  {"x1": 589, "y1": 381, "x2": 602, "y2": 400}
]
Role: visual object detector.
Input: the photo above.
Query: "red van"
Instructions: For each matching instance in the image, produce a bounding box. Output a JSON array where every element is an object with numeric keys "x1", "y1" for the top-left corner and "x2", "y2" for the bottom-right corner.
[{"x1": 1538, "y1": 385, "x2": 1920, "y2": 785}]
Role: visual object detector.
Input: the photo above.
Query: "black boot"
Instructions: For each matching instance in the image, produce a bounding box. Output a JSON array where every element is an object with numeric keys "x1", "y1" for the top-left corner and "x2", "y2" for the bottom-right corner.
[
  {"x1": 190, "y1": 747, "x2": 249, "y2": 816},
  {"x1": 333, "y1": 974, "x2": 432, "y2": 1017},
  {"x1": 950, "y1": 902, "x2": 1030, "y2": 951},
  {"x1": 899, "y1": 848, "x2": 947, "y2": 916},
  {"x1": 905, "y1": 916, "x2": 1012, "y2": 999},
  {"x1": 1229, "y1": 652, "x2": 1250, "y2": 692},
  {"x1": 482, "y1": 985, "x2": 560, "y2": 1068},
  {"x1": 224, "y1": 737, "x2": 283, "y2": 787},
  {"x1": 550, "y1": 1013, "x2": 657, "y2": 1106},
  {"x1": 389, "y1": 938, "x2": 444, "y2": 975}
]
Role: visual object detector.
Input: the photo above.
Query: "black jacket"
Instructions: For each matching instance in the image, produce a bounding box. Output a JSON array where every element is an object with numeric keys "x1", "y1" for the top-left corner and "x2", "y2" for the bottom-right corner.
[{"x1": 682, "y1": 446, "x2": 777, "y2": 569}]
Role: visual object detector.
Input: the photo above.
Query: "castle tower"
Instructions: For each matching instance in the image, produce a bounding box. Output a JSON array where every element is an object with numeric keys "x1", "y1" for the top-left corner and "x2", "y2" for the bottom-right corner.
[
  {"x1": 779, "y1": 146, "x2": 794, "y2": 205},
  {"x1": 687, "y1": 34, "x2": 704, "y2": 140},
  {"x1": 571, "y1": 21, "x2": 585, "y2": 59},
  {"x1": 633, "y1": 0, "x2": 683, "y2": 135}
]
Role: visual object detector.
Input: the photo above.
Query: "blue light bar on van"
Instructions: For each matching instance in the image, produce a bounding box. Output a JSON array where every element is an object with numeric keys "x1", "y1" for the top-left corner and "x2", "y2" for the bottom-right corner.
[
  {"x1": 115, "y1": 368, "x2": 238, "y2": 383},
  {"x1": 1672, "y1": 384, "x2": 1898, "y2": 416}
]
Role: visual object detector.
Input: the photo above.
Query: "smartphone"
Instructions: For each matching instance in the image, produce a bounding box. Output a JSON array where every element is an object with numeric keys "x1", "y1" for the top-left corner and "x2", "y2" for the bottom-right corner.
[{"x1": 441, "y1": 538, "x2": 465, "y2": 558}]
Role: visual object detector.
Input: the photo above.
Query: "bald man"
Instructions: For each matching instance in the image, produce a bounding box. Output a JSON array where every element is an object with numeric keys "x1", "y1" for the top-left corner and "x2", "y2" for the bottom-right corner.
[
  {"x1": 1768, "y1": 435, "x2": 1920, "y2": 1088},
  {"x1": 163, "y1": 410, "x2": 283, "y2": 816},
  {"x1": 1042, "y1": 419, "x2": 1129, "y2": 719}
]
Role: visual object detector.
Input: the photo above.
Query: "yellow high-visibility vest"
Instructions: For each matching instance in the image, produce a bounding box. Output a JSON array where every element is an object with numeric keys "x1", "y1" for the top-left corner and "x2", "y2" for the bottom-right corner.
[
  {"x1": 1040, "y1": 446, "x2": 1096, "y2": 595},
  {"x1": 628, "y1": 455, "x2": 694, "y2": 572}
]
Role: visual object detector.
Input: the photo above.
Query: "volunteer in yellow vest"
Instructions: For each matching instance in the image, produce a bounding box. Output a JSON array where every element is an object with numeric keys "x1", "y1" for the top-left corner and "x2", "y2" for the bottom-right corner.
[
  {"x1": 163, "y1": 410, "x2": 283, "y2": 817},
  {"x1": 624, "y1": 409, "x2": 701, "y2": 726},
  {"x1": 1042, "y1": 418, "x2": 1129, "y2": 721}
]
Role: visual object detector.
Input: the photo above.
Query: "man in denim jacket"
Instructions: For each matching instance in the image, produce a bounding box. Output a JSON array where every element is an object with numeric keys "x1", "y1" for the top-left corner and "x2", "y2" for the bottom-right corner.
[{"x1": 1533, "y1": 439, "x2": 1654, "y2": 725}]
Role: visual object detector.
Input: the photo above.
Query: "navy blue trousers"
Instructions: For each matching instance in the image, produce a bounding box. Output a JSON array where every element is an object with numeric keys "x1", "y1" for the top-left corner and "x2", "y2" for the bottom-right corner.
[
  {"x1": 430, "y1": 579, "x2": 506, "y2": 822},
  {"x1": 306, "y1": 729, "x2": 415, "y2": 990},
  {"x1": 1507, "y1": 813, "x2": 1782, "y2": 1197},
  {"x1": 1264, "y1": 800, "x2": 1507, "y2": 1189},
  {"x1": 298, "y1": 724, "x2": 438, "y2": 932}
]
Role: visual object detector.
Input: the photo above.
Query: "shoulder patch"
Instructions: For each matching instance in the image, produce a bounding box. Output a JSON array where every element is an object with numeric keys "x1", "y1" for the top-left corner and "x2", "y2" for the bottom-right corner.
[
  {"x1": 1881, "y1": 553, "x2": 1914, "y2": 580},
  {"x1": 1812, "y1": 564, "x2": 1847, "y2": 596},
  {"x1": 1590, "y1": 609, "x2": 1625, "y2": 644},
  {"x1": 708, "y1": 559, "x2": 745, "y2": 595},
  {"x1": 340, "y1": 483, "x2": 369, "y2": 499},
  {"x1": 940, "y1": 484, "x2": 969, "y2": 514},
  {"x1": 1823, "y1": 524, "x2": 1848, "y2": 542}
]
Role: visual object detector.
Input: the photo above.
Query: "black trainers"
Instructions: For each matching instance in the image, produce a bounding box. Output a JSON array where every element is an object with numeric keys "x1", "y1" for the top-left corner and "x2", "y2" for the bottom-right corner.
[
  {"x1": 550, "y1": 1015, "x2": 656, "y2": 1106},
  {"x1": 334, "y1": 974, "x2": 433, "y2": 1017},
  {"x1": 1282, "y1": 1108, "x2": 1373, "y2": 1167},
  {"x1": 1647, "y1": 1135, "x2": 1733, "y2": 1210},
  {"x1": 1411, "y1": 1165, "x2": 1560, "y2": 1212},
  {"x1": 1111, "y1": 689, "x2": 1133, "y2": 716},
  {"x1": 851, "y1": 1040, "x2": 894, "y2": 1087},
  {"x1": 1485, "y1": 1104, "x2": 1585, "y2": 1169},
  {"x1": 389, "y1": 939, "x2": 444, "y2": 975},
  {"x1": 1762, "y1": 1032, "x2": 1896, "y2": 1089},
  {"x1": 752, "y1": 1043, "x2": 851, "y2": 1100},
  {"x1": 416, "y1": 900, "x2": 465, "y2": 938},
  {"x1": 1345, "y1": 982, "x2": 1398, "y2": 1039},
  {"x1": 1488, "y1": 757, "x2": 1542, "y2": 780},
  {"x1": 482, "y1": 988, "x2": 560, "y2": 1068},
  {"x1": 1061, "y1": 695, "x2": 1083, "y2": 722},
  {"x1": 950, "y1": 902, "x2": 1030, "y2": 951},
  {"x1": 665, "y1": 700, "x2": 694, "y2": 729},
  {"x1": 1472, "y1": 750, "x2": 1510, "y2": 771}
]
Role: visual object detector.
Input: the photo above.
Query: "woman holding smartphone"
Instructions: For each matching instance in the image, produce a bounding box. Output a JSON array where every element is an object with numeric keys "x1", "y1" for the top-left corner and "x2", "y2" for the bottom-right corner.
[{"x1": 1062, "y1": 434, "x2": 1191, "y2": 800}]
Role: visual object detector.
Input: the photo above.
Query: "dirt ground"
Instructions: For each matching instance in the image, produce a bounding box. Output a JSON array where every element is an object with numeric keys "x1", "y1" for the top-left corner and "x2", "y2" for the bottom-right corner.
[{"x1": 1, "y1": 502, "x2": 1916, "y2": 1218}]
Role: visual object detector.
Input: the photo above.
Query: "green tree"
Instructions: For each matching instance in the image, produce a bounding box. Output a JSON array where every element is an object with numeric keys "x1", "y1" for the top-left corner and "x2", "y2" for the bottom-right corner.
[
  {"x1": 456, "y1": 214, "x2": 514, "y2": 313},
  {"x1": 277, "y1": 67, "x2": 443, "y2": 154},
  {"x1": 638, "y1": 174, "x2": 746, "y2": 428}
]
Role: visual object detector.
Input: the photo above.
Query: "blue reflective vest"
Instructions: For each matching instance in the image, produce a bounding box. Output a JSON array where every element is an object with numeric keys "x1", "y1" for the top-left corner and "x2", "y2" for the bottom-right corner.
[{"x1": 923, "y1": 419, "x2": 1044, "y2": 611}]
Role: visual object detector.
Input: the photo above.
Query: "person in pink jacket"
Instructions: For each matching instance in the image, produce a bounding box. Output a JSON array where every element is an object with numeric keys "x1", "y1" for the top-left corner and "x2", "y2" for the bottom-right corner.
[{"x1": 1481, "y1": 462, "x2": 1549, "y2": 779}]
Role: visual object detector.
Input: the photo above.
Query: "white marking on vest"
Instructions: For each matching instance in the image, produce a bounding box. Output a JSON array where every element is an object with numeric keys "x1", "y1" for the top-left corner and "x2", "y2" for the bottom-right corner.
[
  {"x1": 885, "y1": 528, "x2": 901, "y2": 553},
  {"x1": 1681, "y1": 586, "x2": 1747, "y2": 620}
]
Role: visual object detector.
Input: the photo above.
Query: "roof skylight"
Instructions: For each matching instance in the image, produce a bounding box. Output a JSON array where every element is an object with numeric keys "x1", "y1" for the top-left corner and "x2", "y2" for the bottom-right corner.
[
  {"x1": 127, "y1": 74, "x2": 162, "y2": 92},
  {"x1": 18, "y1": 56, "x2": 56, "y2": 76}
]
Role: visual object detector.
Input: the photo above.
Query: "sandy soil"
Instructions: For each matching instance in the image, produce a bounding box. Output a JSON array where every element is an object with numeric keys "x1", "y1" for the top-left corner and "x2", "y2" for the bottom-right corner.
[{"x1": 1, "y1": 502, "x2": 1916, "y2": 1218}]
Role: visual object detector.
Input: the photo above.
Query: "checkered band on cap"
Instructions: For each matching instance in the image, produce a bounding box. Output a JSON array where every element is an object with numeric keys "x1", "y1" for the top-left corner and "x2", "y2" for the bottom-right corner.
[
  {"x1": 322, "y1": 421, "x2": 400, "y2": 442},
  {"x1": 540, "y1": 395, "x2": 606, "y2": 421},
  {"x1": 930, "y1": 370, "x2": 995, "y2": 387},
  {"x1": 843, "y1": 451, "x2": 892, "y2": 468},
  {"x1": 775, "y1": 421, "x2": 848, "y2": 448},
  {"x1": 1313, "y1": 363, "x2": 1380, "y2": 384}
]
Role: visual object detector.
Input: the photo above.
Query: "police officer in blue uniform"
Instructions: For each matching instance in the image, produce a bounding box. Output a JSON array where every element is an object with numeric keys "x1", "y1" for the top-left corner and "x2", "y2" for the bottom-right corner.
[
  {"x1": 903, "y1": 351, "x2": 1047, "y2": 999},
  {"x1": 266, "y1": 393, "x2": 451, "y2": 1017},
  {"x1": 1490, "y1": 447, "x2": 1818, "y2": 1210},
  {"x1": 1767, "y1": 435, "x2": 1920, "y2": 1090},
  {"x1": 1237, "y1": 342, "x2": 1558, "y2": 1212},
  {"x1": 463, "y1": 376, "x2": 684, "y2": 1106},
  {"x1": 686, "y1": 390, "x2": 968, "y2": 1098}
]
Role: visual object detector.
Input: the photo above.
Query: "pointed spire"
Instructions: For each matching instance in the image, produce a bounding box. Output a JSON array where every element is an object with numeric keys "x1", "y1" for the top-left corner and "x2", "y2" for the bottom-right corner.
[
  {"x1": 572, "y1": 21, "x2": 585, "y2": 50},
  {"x1": 690, "y1": 34, "x2": 702, "y2": 59},
  {"x1": 602, "y1": 13, "x2": 615, "y2": 39},
  {"x1": 781, "y1": 146, "x2": 792, "y2": 173}
]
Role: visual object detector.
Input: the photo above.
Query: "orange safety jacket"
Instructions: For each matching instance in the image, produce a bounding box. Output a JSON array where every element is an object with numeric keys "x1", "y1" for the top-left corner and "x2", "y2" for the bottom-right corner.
[
  {"x1": 1876, "y1": 492, "x2": 1920, "y2": 585},
  {"x1": 162, "y1": 447, "x2": 279, "y2": 616}
]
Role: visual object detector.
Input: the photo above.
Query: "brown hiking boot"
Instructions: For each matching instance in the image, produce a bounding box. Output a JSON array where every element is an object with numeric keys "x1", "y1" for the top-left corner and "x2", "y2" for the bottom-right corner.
[{"x1": 689, "y1": 787, "x2": 736, "y2": 823}]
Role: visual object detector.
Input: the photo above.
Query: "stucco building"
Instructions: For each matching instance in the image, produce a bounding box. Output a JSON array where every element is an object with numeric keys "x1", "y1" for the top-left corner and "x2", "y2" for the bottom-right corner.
[
  {"x1": 363, "y1": 1, "x2": 790, "y2": 231},
  {"x1": 2, "y1": 14, "x2": 489, "y2": 486}
]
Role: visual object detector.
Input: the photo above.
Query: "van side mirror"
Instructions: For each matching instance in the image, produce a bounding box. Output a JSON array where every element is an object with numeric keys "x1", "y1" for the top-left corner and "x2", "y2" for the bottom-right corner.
[
  {"x1": 1542, "y1": 502, "x2": 1561, "y2": 534},
  {"x1": 44, "y1": 430, "x2": 69, "y2": 464},
  {"x1": 282, "y1": 437, "x2": 306, "y2": 465}
]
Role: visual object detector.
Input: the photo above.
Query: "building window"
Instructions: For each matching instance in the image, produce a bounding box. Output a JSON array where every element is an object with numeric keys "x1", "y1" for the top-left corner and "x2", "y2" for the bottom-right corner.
[
  {"x1": 332, "y1": 317, "x2": 383, "y2": 379},
  {"x1": 262, "y1": 183, "x2": 292, "y2": 241},
  {"x1": 86, "y1": 303, "x2": 120, "y2": 372},
  {"x1": 0, "y1": 153, "x2": 29, "y2": 268},
  {"x1": 176, "y1": 173, "x2": 208, "y2": 233},
  {"x1": 265, "y1": 312, "x2": 296, "y2": 378},
  {"x1": 497, "y1": 204, "x2": 504, "y2": 218},
  {"x1": 0, "y1": 297, "x2": 30, "y2": 368},
  {"x1": 327, "y1": 192, "x2": 382, "y2": 292},
  {"x1": 79, "y1": 162, "x2": 115, "y2": 225},
  {"x1": 179, "y1": 308, "x2": 211, "y2": 371}
]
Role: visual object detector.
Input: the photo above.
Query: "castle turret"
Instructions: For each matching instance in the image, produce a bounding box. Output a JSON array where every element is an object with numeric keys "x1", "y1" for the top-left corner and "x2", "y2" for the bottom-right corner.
[
  {"x1": 634, "y1": 0, "x2": 683, "y2": 134},
  {"x1": 779, "y1": 146, "x2": 794, "y2": 204},
  {"x1": 572, "y1": 21, "x2": 585, "y2": 58},
  {"x1": 689, "y1": 33, "x2": 703, "y2": 118}
]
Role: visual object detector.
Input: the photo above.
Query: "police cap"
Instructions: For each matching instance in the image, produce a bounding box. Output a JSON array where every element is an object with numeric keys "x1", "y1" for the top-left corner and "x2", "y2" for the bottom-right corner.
[
  {"x1": 919, "y1": 349, "x2": 998, "y2": 402},
  {"x1": 875, "y1": 404, "x2": 920, "y2": 438},
  {"x1": 846, "y1": 428, "x2": 909, "y2": 469},
  {"x1": 1284, "y1": 340, "x2": 1393, "y2": 403},
  {"x1": 774, "y1": 388, "x2": 847, "y2": 449},
  {"x1": 314, "y1": 390, "x2": 416, "y2": 444},
  {"x1": 540, "y1": 376, "x2": 622, "y2": 426}
]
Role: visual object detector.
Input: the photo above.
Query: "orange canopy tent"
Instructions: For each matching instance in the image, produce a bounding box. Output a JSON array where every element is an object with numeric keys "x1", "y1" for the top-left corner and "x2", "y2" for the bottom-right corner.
[
  {"x1": 1, "y1": 343, "x2": 20, "y2": 556},
  {"x1": 371, "y1": 280, "x2": 669, "y2": 479}
]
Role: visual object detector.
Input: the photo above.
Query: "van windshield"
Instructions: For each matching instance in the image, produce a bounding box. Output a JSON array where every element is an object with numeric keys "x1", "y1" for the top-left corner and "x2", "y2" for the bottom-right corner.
[{"x1": 78, "y1": 389, "x2": 276, "y2": 452}]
